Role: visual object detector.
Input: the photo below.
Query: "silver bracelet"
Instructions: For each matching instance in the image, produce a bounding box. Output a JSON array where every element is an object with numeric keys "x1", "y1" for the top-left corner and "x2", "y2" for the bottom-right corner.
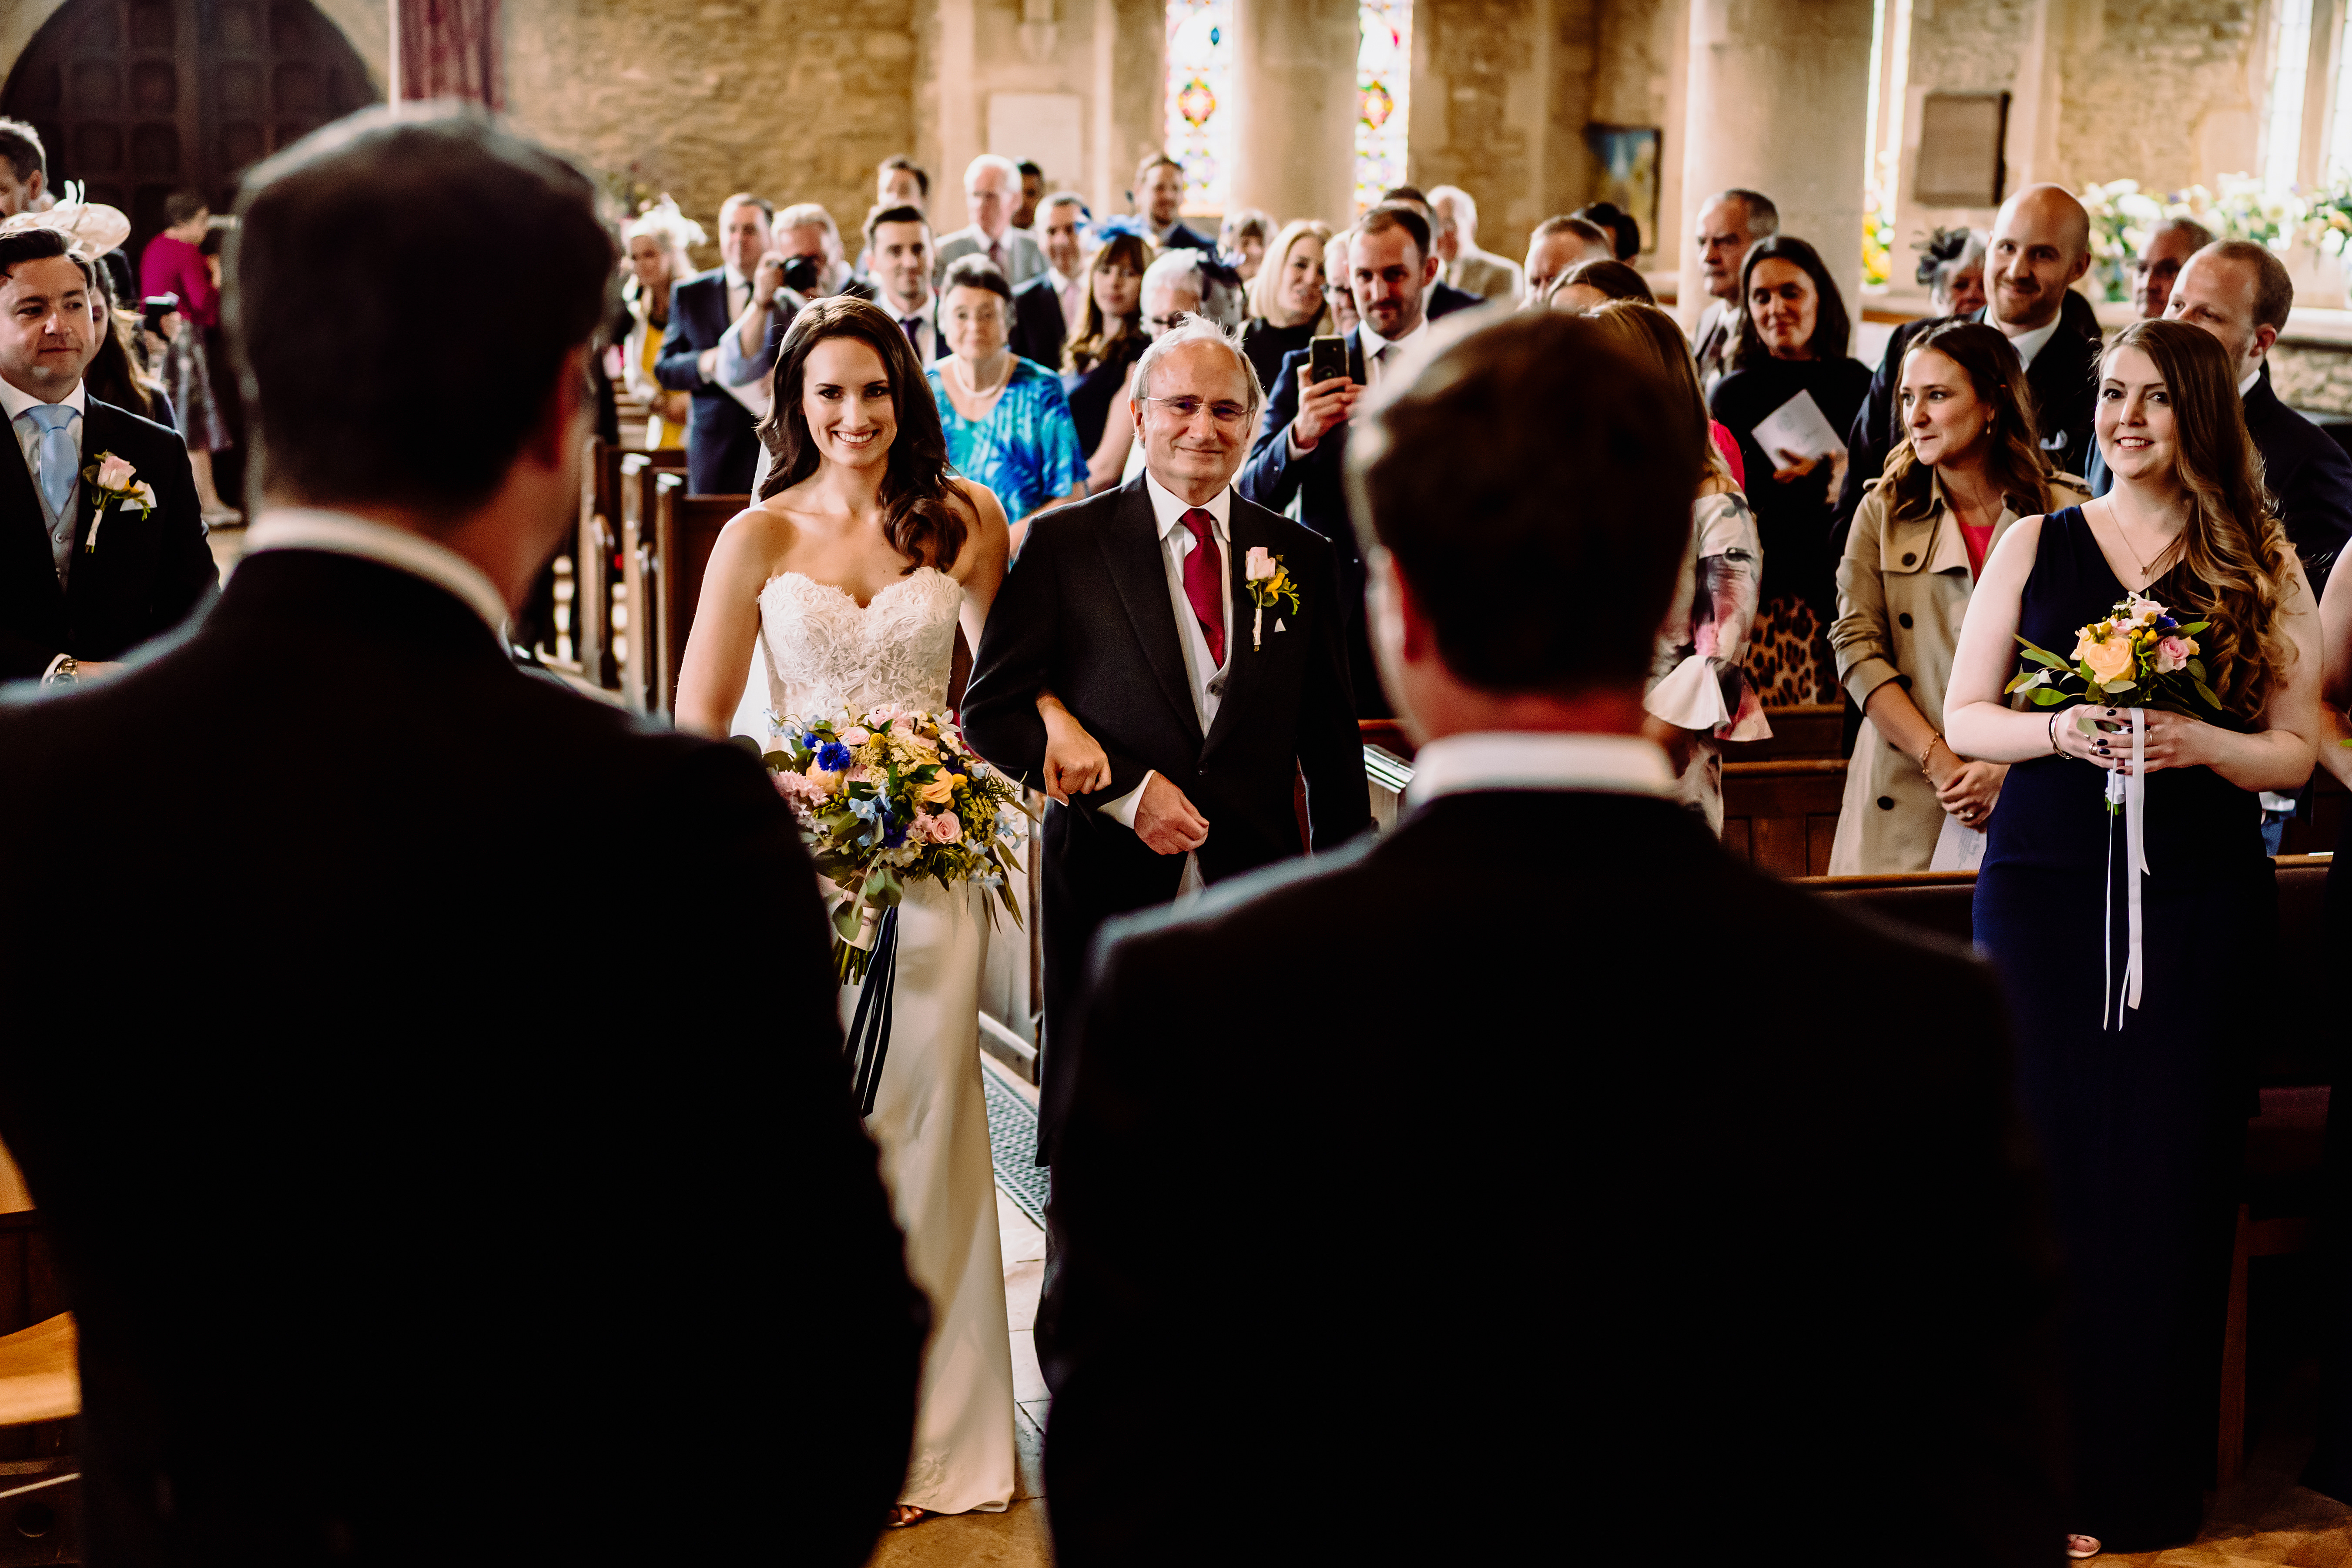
[{"x1": 2047, "y1": 710, "x2": 2062, "y2": 756}]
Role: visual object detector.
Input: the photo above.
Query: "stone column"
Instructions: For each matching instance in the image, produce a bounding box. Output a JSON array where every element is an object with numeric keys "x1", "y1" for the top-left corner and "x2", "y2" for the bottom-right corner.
[
  {"x1": 1230, "y1": 0, "x2": 1360, "y2": 229},
  {"x1": 1675, "y1": 0, "x2": 1876, "y2": 325}
]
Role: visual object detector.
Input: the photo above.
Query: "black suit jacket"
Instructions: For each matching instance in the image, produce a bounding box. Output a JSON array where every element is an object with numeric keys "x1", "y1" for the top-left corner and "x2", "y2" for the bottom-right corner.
[
  {"x1": 1837, "y1": 306, "x2": 2101, "y2": 543},
  {"x1": 2086, "y1": 364, "x2": 2352, "y2": 590},
  {"x1": 1236, "y1": 328, "x2": 1391, "y2": 716},
  {"x1": 0, "y1": 551, "x2": 924, "y2": 1568},
  {"x1": 1158, "y1": 221, "x2": 1216, "y2": 253},
  {"x1": 1, "y1": 395, "x2": 215, "y2": 681},
  {"x1": 1042, "y1": 788, "x2": 2067, "y2": 1565},
  {"x1": 1425, "y1": 278, "x2": 1483, "y2": 320},
  {"x1": 962, "y1": 477, "x2": 1370, "y2": 1159},
  {"x1": 655, "y1": 269, "x2": 762, "y2": 494},
  {"x1": 1009, "y1": 272, "x2": 1072, "y2": 370}
]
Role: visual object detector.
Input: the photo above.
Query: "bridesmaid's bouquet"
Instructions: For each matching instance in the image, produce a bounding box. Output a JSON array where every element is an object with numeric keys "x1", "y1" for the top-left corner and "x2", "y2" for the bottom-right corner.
[
  {"x1": 762, "y1": 705, "x2": 1029, "y2": 984},
  {"x1": 2006, "y1": 590, "x2": 2223, "y2": 717}
]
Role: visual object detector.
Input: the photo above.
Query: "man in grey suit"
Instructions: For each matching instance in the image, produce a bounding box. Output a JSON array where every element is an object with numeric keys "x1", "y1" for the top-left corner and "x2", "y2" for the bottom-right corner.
[{"x1": 933, "y1": 153, "x2": 1045, "y2": 288}]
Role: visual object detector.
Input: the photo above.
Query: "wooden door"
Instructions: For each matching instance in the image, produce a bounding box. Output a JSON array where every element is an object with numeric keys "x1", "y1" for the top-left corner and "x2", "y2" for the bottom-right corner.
[{"x1": 2, "y1": 0, "x2": 376, "y2": 258}]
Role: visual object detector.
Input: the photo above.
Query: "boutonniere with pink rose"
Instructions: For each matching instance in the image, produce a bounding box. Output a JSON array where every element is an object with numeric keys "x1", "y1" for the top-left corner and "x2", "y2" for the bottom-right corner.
[
  {"x1": 1242, "y1": 547, "x2": 1300, "y2": 651},
  {"x1": 78, "y1": 451, "x2": 156, "y2": 554}
]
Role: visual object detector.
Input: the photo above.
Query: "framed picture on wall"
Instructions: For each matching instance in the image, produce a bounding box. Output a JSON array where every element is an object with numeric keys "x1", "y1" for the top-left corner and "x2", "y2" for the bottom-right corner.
[
  {"x1": 1584, "y1": 124, "x2": 1661, "y2": 252},
  {"x1": 1913, "y1": 92, "x2": 2009, "y2": 208}
]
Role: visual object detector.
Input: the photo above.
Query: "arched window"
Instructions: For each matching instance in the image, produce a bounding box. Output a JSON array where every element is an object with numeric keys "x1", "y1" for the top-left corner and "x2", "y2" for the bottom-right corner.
[
  {"x1": 1356, "y1": 0, "x2": 1411, "y2": 212},
  {"x1": 1165, "y1": 0, "x2": 1234, "y2": 218}
]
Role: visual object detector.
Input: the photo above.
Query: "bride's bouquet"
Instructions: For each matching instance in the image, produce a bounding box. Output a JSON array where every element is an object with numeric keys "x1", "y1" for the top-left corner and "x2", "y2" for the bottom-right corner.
[
  {"x1": 762, "y1": 705, "x2": 1031, "y2": 1114},
  {"x1": 764, "y1": 705, "x2": 1029, "y2": 981}
]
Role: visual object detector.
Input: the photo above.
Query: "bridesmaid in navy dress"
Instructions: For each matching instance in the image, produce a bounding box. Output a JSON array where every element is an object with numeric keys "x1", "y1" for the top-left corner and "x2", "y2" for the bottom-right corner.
[{"x1": 1945, "y1": 321, "x2": 2324, "y2": 1556}]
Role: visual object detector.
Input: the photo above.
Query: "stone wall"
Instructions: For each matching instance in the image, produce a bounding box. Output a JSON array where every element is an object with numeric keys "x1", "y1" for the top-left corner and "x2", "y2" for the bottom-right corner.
[
  {"x1": 1895, "y1": 0, "x2": 2265, "y2": 291},
  {"x1": 1407, "y1": 0, "x2": 1678, "y2": 271},
  {"x1": 503, "y1": 0, "x2": 918, "y2": 270}
]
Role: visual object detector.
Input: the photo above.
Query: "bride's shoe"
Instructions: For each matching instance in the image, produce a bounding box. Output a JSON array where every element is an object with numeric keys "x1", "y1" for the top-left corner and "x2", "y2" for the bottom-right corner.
[{"x1": 2066, "y1": 1534, "x2": 2102, "y2": 1559}]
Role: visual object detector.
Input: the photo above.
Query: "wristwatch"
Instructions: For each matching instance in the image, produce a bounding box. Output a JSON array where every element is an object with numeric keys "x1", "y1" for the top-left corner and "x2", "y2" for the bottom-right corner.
[{"x1": 43, "y1": 657, "x2": 77, "y2": 688}]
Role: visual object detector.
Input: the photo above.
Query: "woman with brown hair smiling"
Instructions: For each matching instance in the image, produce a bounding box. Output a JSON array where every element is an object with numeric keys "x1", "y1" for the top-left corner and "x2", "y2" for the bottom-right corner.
[
  {"x1": 1829, "y1": 319, "x2": 2086, "y2": 872},
  {"x1": 1945, "y1": 319, "x2": 2323, "y2": 1558}
]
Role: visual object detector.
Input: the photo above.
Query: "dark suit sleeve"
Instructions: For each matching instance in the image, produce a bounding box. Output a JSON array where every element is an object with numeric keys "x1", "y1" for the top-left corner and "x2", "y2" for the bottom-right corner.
[
  {"x1": 144, "y1": 424, "x2": 218, "y2": 634},
  {"x1": 1834, "y1": 325, "x2": 1907, "y2": 544},
  {"x1": 1035, "y1": 918, "x2": 1199, "y2": 1558},
  {"x1": 962, "y1": 518, "x2": 1157, "y2": 805},
  {"x1": 1236, "y1": 350, "x2": 1310, "y2": 511},
  {"x1": 646, "y1": 742, "x2": 925, "y2": 1567},
  {"x1": 1290, "y1": 535, "x2": 1371, "y2": 846},
  {"x1": 2278, "y1": 425, "x2": 2352, "y2": 586},
  {"x1": 654, "y1": 288, "x2": 707, "y2": 392}
]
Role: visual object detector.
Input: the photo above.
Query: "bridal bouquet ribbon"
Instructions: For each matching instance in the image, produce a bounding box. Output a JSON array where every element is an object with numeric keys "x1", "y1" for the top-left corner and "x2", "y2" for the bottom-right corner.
[
  {"x1": 1242, "y1": 547, "x2": 1298, "y2": 652},
  {"x1": 761, "y1": 706, "x2": 1031, "y2": 1112},
  {"x1": 2006, "y1": 591, "x2": 2223, "y2": 1029},
  {"x1": 79, "y1": 452, "x2": 155, "y2": 554}
]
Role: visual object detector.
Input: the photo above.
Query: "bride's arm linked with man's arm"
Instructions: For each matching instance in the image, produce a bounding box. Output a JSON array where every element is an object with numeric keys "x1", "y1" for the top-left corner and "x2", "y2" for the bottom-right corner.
[{"x1": 1944, "y1": 516, "x2": 2325, "y2": 790}]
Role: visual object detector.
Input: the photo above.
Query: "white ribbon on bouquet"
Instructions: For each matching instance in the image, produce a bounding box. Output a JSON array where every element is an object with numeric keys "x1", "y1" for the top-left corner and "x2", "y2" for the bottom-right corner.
[{"x1": 2098, "y1": 707, "x2": 2149, "y2": 1029}]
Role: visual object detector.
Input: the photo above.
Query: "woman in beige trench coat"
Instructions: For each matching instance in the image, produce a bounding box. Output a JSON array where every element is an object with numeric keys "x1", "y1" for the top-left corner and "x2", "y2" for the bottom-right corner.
[{"x1": 1829, "y1": 320, "x2": 2087, "y2": 874}]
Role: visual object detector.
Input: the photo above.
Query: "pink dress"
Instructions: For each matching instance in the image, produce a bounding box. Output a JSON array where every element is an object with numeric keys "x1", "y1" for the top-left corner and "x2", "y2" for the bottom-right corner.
[{"x1": 137, "y1": 233, "x2": 230, "y2": 451}]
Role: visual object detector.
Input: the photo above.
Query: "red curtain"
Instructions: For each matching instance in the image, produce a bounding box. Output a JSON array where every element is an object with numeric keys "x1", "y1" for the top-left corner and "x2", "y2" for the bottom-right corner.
[{"x1": 399, "y1": 0, "x2": 503, "y2": 111}]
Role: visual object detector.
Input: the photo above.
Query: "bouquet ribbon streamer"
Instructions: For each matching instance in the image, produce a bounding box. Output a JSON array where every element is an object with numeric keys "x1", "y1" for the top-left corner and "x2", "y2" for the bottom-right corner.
[{"x1": 2101, "y1": 708, "x2": 2149, "y2": 1030}]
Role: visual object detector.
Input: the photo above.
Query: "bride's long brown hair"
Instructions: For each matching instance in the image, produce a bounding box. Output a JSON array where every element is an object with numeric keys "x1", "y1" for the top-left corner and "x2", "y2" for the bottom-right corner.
[
  {"x1": 756, "y1": 295, "x2": 971, "y2": 573},
  {"x1": 2102, "y1": 319, "x2": 2296, "y2": 715}
]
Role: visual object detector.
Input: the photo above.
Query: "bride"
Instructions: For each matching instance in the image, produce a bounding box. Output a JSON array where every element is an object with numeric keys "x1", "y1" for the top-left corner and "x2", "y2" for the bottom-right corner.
[{"x1": 674, "y1": 296, "x2": 1104, "y2": 1525}]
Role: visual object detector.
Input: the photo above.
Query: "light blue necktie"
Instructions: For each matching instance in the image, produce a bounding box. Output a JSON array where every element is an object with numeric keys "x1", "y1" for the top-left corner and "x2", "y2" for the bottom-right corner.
[{"x1": 22, "y1": 403, "x2": 78, "y2": 527}]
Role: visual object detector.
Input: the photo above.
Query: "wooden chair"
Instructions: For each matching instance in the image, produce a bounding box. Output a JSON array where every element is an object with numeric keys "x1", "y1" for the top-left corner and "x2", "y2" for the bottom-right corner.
[{"x1": 651, "y1": 477, "x2": 749, "y2": 718}]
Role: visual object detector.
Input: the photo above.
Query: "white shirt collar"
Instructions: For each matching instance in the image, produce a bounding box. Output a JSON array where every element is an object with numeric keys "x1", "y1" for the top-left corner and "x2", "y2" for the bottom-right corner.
[
  {"x1": 0, "y1": 376, "x2": 86, "y2": 423},
  {"x1": 1142, "y1": 469, "x2": 1231, "y2": 539},
  {"x1": 1049, "y1": 266, "x2": 1075, "y2": 291},
  {"x1": 885, "y1": 287, "x2": 936, "y2": 322},
  {"x1": 723, "y1": 267, "x2": 750, "y2": 295},
  {"x1": 2240, "y1": 364, "x2": 2263, "y2": 396},
  {"x1": 1995, "y1": 313, "x2": 2061, "y2": 370},
  {"x1": 1405, "y1": 730, "x2": 1675, "y2": 807},
  {"x1": 244, "y1": 508, "x2": 512, "y2": 639},
  {"x1": 1357, "y1": 314, "x2": 1430, "y2": 363}
]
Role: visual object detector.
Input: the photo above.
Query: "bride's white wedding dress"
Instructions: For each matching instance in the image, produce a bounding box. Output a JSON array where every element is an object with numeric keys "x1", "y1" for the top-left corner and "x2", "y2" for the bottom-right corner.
[{"x1": 755, "y1": 566, "x2": 1017, "y2": 1516}]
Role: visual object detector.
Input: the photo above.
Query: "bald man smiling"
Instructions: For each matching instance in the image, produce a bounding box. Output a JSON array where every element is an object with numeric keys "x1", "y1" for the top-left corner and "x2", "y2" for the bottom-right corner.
[{"x1": 1837, "y1": 184, "x2": 2104, "y2": 540}]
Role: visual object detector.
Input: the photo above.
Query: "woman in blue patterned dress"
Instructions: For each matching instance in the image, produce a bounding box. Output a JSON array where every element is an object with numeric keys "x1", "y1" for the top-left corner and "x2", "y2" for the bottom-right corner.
[{"x1": 928, "y1": 256, "x2": 1087, "y2": 547}]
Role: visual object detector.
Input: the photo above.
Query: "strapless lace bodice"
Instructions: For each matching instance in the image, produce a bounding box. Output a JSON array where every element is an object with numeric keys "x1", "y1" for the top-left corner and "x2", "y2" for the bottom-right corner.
[{"x1": 757, "y1": 566, "x2": 962, "y2": 723}]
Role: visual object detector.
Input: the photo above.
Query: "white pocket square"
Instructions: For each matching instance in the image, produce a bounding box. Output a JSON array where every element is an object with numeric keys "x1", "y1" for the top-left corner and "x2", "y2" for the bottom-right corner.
[{"x1": 1274, "y1": 618, "x2": 1286, "y2": 632}]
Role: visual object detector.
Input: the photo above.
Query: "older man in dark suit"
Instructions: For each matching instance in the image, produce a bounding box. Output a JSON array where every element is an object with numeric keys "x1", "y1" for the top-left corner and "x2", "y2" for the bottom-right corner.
[
  {"x1": 0, "y1": 226, "x2": 214, "y2": 685},
  {"x1": 1236, "y1": 201, "x2": 1444, "y2": 717},
  {"x1": 0, "y1": 112, "x2": 923, "y2": 1568},
  {"x1": 1043, "y1": 312, "x2": 2068, "y2": 1566}
]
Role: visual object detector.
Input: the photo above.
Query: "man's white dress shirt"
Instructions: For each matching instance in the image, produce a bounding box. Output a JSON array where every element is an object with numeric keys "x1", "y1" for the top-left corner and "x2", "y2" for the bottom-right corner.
[
  {"x1": 1101, "y1": 470, "x2": 1236, "y2": 894},
  {"x1": 1287, "y1": 313, "x2": 1431, "y2": 459},
  {"x1": 2, "y1": 375, "x2": 86, "y2": 583},
  {"x1": 1998, "y1": 314, "x2": 2061, "y2": 371},
  {"x1": 245, "y1": 509, "x2": 511, "y2": 640},
  {"x1": 1405, "y1": 731, "x2": 1676, "y2": 807}
]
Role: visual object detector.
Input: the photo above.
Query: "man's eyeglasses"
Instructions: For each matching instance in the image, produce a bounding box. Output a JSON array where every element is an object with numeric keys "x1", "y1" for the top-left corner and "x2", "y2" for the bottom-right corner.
[{"x1": 1141, "y1": 395, "x2": 1253, "y2": 426}]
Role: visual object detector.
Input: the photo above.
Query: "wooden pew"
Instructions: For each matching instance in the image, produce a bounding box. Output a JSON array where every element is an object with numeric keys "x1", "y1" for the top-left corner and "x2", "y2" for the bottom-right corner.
[
  {"x1": 1740, "y1": 702, "x2": 1844, "y2": 762},
  {"x1": 1719, "y1": 758, "x2": 1846, "y2": 876},
  {"x1": 651, "y1": 477, "x2": 747, "y2": 719},
  {"x1": 576, "y1": 438, "x2": 686, "y2": 697},
  {"x1": 1809, "y1": 856, "x2": 2335, "y2": 1488}
]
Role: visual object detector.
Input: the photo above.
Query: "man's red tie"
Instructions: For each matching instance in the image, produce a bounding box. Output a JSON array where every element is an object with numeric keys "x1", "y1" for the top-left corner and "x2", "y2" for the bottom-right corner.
[{"x1": 1179, "y1": 507, "x2": 1225, "y2": 667}]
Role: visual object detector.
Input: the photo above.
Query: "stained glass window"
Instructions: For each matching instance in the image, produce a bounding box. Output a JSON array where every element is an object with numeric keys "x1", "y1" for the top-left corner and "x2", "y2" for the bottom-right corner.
[
  {"x1": 1356, "y1": 0, "x2": 1412, "y2": 212},
  {"x1": 1165, "y1": 0, "x2": 1234, "y2": 218}
]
